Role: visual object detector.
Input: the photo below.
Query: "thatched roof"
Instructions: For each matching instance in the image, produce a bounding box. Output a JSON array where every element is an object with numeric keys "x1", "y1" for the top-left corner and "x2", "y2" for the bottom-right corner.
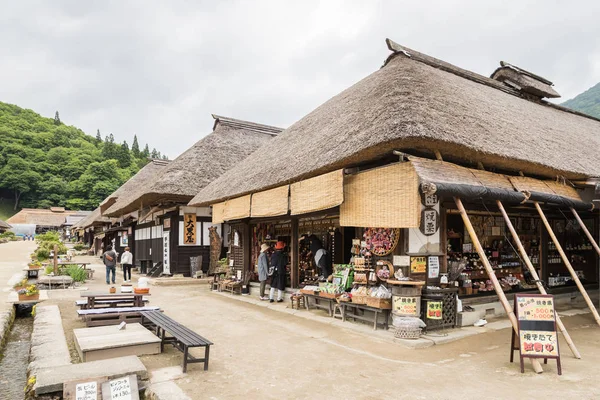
[
  {"x1": 101, "y1": 159, "x2": 170, "y2": 215},
  {"x1": 73, "y1": 207, "x2": 111, "y2": 230},
  {"x1": 7, "y1": 208, "x2": 80, "y2": 227},
  {"x1": 0, "y1": 219, "x2": 11, "y2": 229},
  {"x1": 105, "y1": 115, "x2": 282, "y2": 217},
  {"x1": 189, "y1": 39, "x2": 600, "y2": 207}
]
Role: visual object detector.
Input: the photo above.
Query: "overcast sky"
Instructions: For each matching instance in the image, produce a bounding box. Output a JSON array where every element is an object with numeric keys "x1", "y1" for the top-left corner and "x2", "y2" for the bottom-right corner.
[{"x1": 2, "y1": 1, "x2": 599, "y2": 158}]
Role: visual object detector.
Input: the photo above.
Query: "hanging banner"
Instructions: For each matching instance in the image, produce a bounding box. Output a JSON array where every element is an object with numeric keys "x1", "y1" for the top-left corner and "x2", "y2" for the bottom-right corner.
[
  {"x1": 426, "y1": 301, "x2": 443, "y2": 319},
  {"x1": 183, "y1": 213, "x2": 197, "y2": 245},
  {"x1": 162, "y1": 231, "x2": 170, "y2": 274}
]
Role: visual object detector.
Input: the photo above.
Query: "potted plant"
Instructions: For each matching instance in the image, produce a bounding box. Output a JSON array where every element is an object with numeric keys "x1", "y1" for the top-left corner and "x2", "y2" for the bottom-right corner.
[
  {"x1": 18, "y1": 284, "x2": 39, "y2": 301},
  {"x1": 28, "y1": 260, "x2": 43, "y2": 269},
  {"x1": 13, "y1": 278, "x2": 29, "y2": 292}
]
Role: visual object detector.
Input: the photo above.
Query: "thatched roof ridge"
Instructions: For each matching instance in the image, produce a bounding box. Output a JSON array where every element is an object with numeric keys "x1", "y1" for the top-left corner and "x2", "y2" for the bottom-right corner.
[
  {"x1": 105, "y1": 115, "x2": 283, "y2": 217},
  {"x1": 7, "y1": 208, "x2": 80, "y2": 227},
  {"x1": 0, "y1": 219, "x2": 11, "y2": 229},
  {"x1": 189, "y1": 39, "x2": 600, "y2": 207},
  {"x1": 74, "y1": 207, "x2": 111, "y2": 229},
  {"x1": 100, "y1": 159, "x2": 170, "y2": 214}
]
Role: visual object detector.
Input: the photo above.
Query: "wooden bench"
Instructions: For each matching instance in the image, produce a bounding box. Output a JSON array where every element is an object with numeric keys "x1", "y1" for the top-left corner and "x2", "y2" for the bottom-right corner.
[
  {"x1": 141, "y1": 310, "x2": 213, "y2": 373},
  {"x1": 303, "y1": 294, "x2": 336, "y2": 317},
  {"x1": 340, "y1": 303, "x2": 390, "y2": 330},
  {"x1": 75, "y1": 298, "x2": 150, "y2": 310},
  {"x1": 77, "y1": 306, "x2": 160, "y2": 327}
]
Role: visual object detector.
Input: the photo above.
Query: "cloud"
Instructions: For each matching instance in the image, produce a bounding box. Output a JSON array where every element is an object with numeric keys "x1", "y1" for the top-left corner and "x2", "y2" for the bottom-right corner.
[{"x1": 1, "y1": 0, "x2": 599, "y2": 158}]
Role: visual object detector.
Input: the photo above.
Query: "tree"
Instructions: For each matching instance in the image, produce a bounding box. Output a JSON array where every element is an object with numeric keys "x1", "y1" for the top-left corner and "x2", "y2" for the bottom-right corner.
[
  {"x1": 102, "y1": 134, "x2": 116, "y2": 159},
  {"x1": 131, "y1": 135, "x2": 140, "y2": 157},
  {"x1": 162, "y1": 154, "x2": 168, "y2": 160},
  {"x1": 54, "y1": 111, "x2": 61, "y2": 125},
  {"x1": 141, "y1": 144, "x2": 150, "y2": 158},
  {"x1": 95, "y1": 129, "x2": 102, "y2": 144},
  {"x1": 117, "y1": 141, "x2": 131, "y2": 168},
  {"x1": 0, "y1": 157, "x2": 42, "y2": 209},
  {"x1": 150, "y1": 148, "x2": 158, "y2": 159}
]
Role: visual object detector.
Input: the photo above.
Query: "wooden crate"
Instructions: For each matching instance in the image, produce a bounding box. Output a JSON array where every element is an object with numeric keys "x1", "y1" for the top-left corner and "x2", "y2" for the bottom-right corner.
[{"x1": 366, "y1": 297, "x2": 392, "y2": 309}]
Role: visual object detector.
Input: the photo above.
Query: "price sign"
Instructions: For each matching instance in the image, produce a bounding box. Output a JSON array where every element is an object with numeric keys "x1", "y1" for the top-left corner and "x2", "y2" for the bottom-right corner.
[
  {"x1": 410, "y1": 257, "x2": 426, "y2": 274},
  {"x1": 426, "y1": 301, "x2": 443, "y2": 320},
  {"x1": 511, "y1": 294, "x2": 561, "y2": 375},
  {"x1": 392, "y1": 296, "x2": 419, "y2": 316},
  {"x1": 75, "y1": 381, "x2": 98, "y2": 400},
  {"x1": 101, "y1": 375, "x2": 139, "y2": 400},
  {"x1": 427, "y1": 256, "x2": 439, "y2": 279}
]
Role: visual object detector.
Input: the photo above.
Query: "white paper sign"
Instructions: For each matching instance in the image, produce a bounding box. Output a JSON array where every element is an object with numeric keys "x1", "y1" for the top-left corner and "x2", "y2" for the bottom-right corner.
[
  {"x1": 162, "y1": 231, "x2": 170, "y2": 274},
  {"x1": 109, "y1": 376, "x2": 131, "y2": 400},
  {"x1": 393, "y1": 255, "x2": 410, "y2": 266},
  {"x1": 428, "y1": 256, "x2": 440, "y2": 279},
  {"x1": 75, "y1": 381, "x2": 98, "y2": 400}
]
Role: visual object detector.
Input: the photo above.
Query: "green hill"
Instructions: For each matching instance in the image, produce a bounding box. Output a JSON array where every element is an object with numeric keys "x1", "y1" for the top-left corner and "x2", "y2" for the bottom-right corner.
[
  {"x1": 561, "y1": 82, "x2": 600, "y2": 119},
  {"x1": 0, "y1": 101, "x2": 166, "y2": 212}
]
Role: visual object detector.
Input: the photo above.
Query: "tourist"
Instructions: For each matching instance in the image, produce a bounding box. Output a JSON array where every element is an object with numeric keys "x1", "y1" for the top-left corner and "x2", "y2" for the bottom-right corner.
[
  {"x1": 121, "y1": 246, "x2": 133, "y2": 282},
  {"x1": 102, "y1": 245, "x2": 117, "y2": 285},
  {"x1": 301, "y1": 234, "x2": 331, "y2": 281},
  {"x1": 269, "y1": 241, "x2": 287, "y2": 303},
  {"x1": 257, "y1": 243, "x2": 270, "y2": 300}
]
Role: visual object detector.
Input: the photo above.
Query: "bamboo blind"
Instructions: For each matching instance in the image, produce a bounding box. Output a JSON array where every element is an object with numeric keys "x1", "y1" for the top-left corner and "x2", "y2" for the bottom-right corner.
[
  {"x1": 509, "y1": 176, "x2": 582, "y2": 201},
  {"x1": 290, "y1": 170, "x2": 344, "y2": 215},
  {"x1": 251, "y1": 185, "x2": 290, "y2": 217},
  {"x1": 340, "y1": 162, "x2": 420, "y2": 228},
  {"x1": 212, "y1": 202, "x2": 225, "y2": 224},
  {"x1": 222, "y1": 195, "x2": 252, "y2": 221}
]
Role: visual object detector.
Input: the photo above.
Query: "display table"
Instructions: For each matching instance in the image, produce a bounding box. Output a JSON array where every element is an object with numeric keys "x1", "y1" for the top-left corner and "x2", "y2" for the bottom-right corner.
[
  {"x1": 340, "y1": 302, "x2": 390, "y2": 330},
  {"x1": 303, "y1": 293, "x2": 335, "y2": 316}
]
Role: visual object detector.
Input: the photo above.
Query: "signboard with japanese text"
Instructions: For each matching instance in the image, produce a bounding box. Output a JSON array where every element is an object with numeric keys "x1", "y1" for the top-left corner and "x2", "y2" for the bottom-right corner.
[
  {"x1": 392, "y1": 296, "x2": 419, "y2": 316},
  {"x1": 426, "y1": 301, "x2": 443, "y2": 319},
  {"x1": 420, "y1": 192, "x2": 439, "y2": 207},
  {"x1": 427, "y1": 256, "x2": 440, "y2": 279},
  {"x1": 63, "y1": 377, "x2": 108, "y2": 400},
  {"x1": 101, "y1": 374, "x2": 139, "y2": 400},
  {"x1": 410, "y1": 256, "x2": 427, "y2": 274},
  {"x1": 511, "y1": 294, "x2": 561, "y2": 375},
  {"x1": 183, "y1": 213, "x2": 197, "y2": 245},
  {"x1": 419, "y1": 208, "x2": 440, "y2": 236},
  {"x1": 163, "y1": 231, "x2": 170, "y2": 275}
]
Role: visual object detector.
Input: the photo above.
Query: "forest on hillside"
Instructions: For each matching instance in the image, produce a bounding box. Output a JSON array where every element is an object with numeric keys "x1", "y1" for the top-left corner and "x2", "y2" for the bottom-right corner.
[
  {"x1": 561, "y1": 82, "x2": 600, "y2": 119},
  {"x1": 0, "y1": 101, "x2": 167, "y2": 212}
]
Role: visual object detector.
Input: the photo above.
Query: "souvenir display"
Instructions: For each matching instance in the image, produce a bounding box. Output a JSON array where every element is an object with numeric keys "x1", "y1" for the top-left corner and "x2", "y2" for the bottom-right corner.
[{"x1": 362, "y1": 228, "x2": 400, "y2": 256}]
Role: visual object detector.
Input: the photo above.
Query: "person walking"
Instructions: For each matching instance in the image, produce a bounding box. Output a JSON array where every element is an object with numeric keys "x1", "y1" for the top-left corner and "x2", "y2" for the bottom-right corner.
[
  {"x1": 269, "y1": 241, "x2": 287, "y2": 303},
  {"x1": 121, "y1": 246, "x2": 133, "y2": 282},
  {"x1": 257, "y1": 243, "x2": 270, "y2": 300},
  {"x1": 102, "y1": 245, "x2": 117, "y2": 285}
]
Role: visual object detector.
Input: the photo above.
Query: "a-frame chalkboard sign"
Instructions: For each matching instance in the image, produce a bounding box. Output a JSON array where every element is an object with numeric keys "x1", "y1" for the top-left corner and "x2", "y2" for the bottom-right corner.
[{"x1": 510, "y1": 293, "x2": 562, "y2": 375}]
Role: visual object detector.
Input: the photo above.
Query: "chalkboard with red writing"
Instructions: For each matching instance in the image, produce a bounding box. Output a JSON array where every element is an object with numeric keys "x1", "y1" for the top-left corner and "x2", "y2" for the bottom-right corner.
[{"x1": 510, "y1": 294, "x2": 561, "y2": 375}]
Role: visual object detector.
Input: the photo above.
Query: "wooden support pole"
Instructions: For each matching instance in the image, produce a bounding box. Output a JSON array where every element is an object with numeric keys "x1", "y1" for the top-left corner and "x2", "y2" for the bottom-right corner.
[
  {"x1": 53, "y1": 244, "x2": 58, "y2": 275},
  {"x1": 570, "y1": 208, "x2": 600, "y2": 257},
  {"x1": 497, "y1": 201, "x2": 581, "y2": 359},
  {"x1": 455, "y1": 198, "x2": 544, "y2": 373},
  {"x1": 535, "y1": 202, "x2": 600, "y2": 327}
]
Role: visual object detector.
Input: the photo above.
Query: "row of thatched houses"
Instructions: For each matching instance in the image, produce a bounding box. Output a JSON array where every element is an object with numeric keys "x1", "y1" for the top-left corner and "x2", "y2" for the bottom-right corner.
[{"x1": 74, "y1": 39, "x2": 600, "y2": 300}]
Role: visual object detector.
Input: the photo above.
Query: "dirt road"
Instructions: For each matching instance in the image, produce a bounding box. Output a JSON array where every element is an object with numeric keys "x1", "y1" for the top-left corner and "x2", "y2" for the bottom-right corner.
[{"x1": 4, "y1": 243, "x2": 598, "y2": 400}]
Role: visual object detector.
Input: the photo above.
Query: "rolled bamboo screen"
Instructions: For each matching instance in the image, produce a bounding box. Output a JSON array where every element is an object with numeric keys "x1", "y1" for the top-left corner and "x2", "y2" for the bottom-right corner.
[
  {"x1": 290, "y1": 170, "x2": 344, "y2": 215},
  {"x1": 509, "y1": 176, "x2": 582, "y2": 201},
  {"x1": 340, "y1": 162, "x2": 420, "y2": 228},
  {"x1": 251, "y1": 185, "x2": 290, "y2": 217},
  {"x1": 222, "y1": 195, "x2": 252, "y2": 221}
]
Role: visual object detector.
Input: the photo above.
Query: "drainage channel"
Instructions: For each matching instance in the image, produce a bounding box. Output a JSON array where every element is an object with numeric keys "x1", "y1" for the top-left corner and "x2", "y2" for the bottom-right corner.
[{"x1": 0, "y1": 305, "x2": 34, "y2": 400}]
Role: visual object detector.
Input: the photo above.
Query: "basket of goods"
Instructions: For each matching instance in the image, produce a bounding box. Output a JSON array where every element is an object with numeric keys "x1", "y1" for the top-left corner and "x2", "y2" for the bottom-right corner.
[
  {"x1": 319, "y1": 283, "x2": 342, "y2": 299},
  {"x1": 353, "y1": 272, "x2": 368, "y2": 284},
  {"x1": 366, "y1": 286, "x2": 392, "y2": 309},
  {"x1": 300, "y1": 285, "x2": 320, "y2": 295},
  {"x1": 350, "y1": 286, "x2": 368, "y2": 304},
  {"x1": 393, "y1": 316, "x2": 425, "y2": 340},
  {"x1": 337, "y1": 293, "x2": 352, "y2": 303},
  {"x1": 363, "y1": 228, "x2": 400, "y2": 256},
  {"x1": 134, "y1": 287, "x2": 150, "y2": 294},
  {"x1": 375, "y1": 261, "x2": 394, "y2": 282}
]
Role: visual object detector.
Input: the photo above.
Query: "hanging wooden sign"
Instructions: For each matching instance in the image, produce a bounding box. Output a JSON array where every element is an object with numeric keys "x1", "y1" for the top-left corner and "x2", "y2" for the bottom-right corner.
[
  {"x1": 183, "y1": 213, "x2": 197, "y2": 245},
  {"x1": 419, "y1": 208, "x2": 439, "y2": 236},
  {"x1": 510, "y1": 294, "x2": 562, "y2": 375}
]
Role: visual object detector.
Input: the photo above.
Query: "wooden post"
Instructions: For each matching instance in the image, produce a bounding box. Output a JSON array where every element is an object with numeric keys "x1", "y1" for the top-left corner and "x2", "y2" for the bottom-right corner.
[
  {"x1": 53, "y1": 244, "x2": 58, "y2": 275},
  {"x1": 455, "y1": 198, "x2": 544, "y2": 373},
  {"x1": 535, "y1": 202, "x2": 600, "y2": 327},
  {"x1": 570, "y1": 208, "x2": 600, "y2": 257},
  {"x1": 497, "y1": 201, "x2": 581, "y2": 359},
  {"x1": 291, "y1": 218, "x2": 299, "y2": 289}
]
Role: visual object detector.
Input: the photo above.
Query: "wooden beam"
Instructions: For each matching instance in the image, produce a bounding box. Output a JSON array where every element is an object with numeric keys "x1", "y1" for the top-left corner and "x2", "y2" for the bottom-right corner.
[
  {"x1": 434, "y1": 150, "x2": 443, "y2": 161},
  {"x1": 535, "y1": 202, "x2": 600, "y2": 327},
  {"x1": 498, "y1": 201, "x2": 581, "y2": 359},
  {"x1": 455, "y1": 197, "x2": 543, "y2": 373}
]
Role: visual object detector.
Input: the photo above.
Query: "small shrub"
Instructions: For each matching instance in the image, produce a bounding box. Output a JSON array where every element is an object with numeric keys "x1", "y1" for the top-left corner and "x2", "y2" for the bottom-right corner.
[
  {"x1": 35, "y1": 231, "x2": 61, "y2": 243},
  {"x1": 36, "y1": 248, "x2": 50, "y2": 260},
  {"x1": 44, "y1": 265, "x2": 54, "y2": 275},
  {"x1": 65, "y1": 264, "x2": 87, "y2": 282},
  {"x1": 73, "y1": 243, "x2": 88, "y2": 251}
]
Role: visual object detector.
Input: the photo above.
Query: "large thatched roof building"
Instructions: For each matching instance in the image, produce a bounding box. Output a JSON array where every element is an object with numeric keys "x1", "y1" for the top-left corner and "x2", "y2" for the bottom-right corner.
[
  {"x1": 190, "y1": 40, "x2": 600, "y2": 208},
  {"x1": 0, "y1": 219, "x2": 11, "y2": 232},
  {"x1": 105, "y1": 115, "x2": 282, "y2": 217},
  {"x1": 7, "y1": 207, "x2": 83, "y2": 232}
]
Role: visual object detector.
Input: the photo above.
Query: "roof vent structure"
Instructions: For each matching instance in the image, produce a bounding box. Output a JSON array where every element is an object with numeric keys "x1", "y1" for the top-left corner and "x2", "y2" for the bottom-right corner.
[{"x1": 491, "y1": 61, "x2": 560, "y2": 99}]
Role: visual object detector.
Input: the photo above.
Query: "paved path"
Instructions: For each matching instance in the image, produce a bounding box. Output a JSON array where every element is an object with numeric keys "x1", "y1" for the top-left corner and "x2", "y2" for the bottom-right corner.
[{"x1": 0, "y1": 241, "x2": 37, "y2": 312}]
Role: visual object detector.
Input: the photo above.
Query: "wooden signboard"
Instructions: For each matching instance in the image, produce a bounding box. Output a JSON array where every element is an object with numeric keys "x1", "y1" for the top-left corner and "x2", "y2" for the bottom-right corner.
[
  {"x1": 183, "y1": 213, "x2": 197, "y2": 244},
  {"x1": 392, "y1": 296, "x2": 419, "y2": 316},
  {"x1": 510, "y1": 294, "x2": 562, "y2": 375}
]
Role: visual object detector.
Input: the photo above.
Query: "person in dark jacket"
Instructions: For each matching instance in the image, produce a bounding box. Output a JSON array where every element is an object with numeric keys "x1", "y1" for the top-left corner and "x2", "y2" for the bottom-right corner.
[
  {"x1": 302, "y1": 234, "x2": 331, "y2": 281},
  {"x1": 269, "y1": 241, "x2": 287, "y2": 303},
  {"x1": 257, "y1": 243, "x2": 270, "y2": 300},
  {"x1": 102, "y1": 245, "x2": 117, "y2": 285}
]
